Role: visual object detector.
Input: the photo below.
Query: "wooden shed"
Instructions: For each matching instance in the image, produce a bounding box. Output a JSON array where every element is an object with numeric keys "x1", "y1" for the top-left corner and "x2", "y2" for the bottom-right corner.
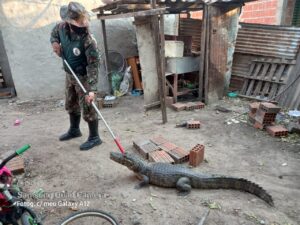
[{"x1": 93, "y1": 0, "x2": 256, "y2": 123}]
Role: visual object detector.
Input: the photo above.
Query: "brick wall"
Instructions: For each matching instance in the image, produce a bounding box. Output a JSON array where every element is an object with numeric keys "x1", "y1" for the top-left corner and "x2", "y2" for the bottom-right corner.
[
  {"x1": 186, "y1": 0, "x2": 281, "y2": 25},
  {"x1": 240, "y1": 0, "x2": 279, "y2": 24}
]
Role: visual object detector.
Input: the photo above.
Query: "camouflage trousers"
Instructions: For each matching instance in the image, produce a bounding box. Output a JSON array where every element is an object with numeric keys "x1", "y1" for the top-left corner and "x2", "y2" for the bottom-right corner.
[{"x1": 65, "y1": 73, "x2": 98, "y2": 122}]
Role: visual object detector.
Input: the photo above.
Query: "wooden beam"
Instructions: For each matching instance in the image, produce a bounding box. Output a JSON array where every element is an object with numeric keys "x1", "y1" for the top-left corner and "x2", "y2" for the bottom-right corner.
[
  {"x1": 198, "y1": 5, "x2": 207, "y2": 102},
  {"x1": 159, "y1": 14, "x2": 167, "y2": 123},
  {"x1": 100, "y1": 20, "x2": 111, "y2": 93},
  {"x1": 151, "y1": 0, "x2": 167, "y2": 123},
  {"x1": 97, "y1": 8, "x2": 165, "y2": 20}
]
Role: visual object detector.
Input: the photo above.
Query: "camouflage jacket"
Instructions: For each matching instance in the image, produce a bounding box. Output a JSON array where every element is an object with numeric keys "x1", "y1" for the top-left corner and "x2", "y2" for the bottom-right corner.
[{"x1": 50, "y1": 22, "x2": 100, "y2": 92}]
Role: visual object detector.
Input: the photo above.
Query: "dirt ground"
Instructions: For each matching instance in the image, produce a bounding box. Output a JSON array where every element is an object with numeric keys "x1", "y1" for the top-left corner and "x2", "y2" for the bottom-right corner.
[{"x1": 0, "y1": 96, "x2": 299, "y2": 225}]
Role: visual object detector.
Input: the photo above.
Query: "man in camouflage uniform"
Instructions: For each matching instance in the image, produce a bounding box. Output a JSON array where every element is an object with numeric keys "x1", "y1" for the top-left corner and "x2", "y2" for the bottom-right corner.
[{"x1": 50, "y1": 2, "x2": 101, "y2": 151}]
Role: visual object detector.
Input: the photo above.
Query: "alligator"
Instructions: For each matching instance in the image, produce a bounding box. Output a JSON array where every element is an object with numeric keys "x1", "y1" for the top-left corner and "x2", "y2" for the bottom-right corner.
[{"x1": 110, "y1": 152, "x2": 274, "y2": 206}]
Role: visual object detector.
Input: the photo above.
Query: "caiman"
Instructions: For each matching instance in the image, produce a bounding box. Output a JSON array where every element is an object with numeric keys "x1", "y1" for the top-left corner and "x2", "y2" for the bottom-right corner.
[{"x1": 110, "y1": 152, "x2": 274, "y2": 206}]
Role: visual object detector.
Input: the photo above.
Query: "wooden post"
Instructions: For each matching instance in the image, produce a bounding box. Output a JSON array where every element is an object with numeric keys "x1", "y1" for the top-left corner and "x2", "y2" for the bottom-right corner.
[
  {"x1": 151, "y1": 0, "x2": 167, "y2": 123},
  {"x1": 198, "y1": 5, "x2": 208, "y2": 102},
  {"x1": 205, "y1": 5, "x2": 240, "y2": 103},
  {"x1": 100, "y1": 19, "x2": 111, "y2": 93}
]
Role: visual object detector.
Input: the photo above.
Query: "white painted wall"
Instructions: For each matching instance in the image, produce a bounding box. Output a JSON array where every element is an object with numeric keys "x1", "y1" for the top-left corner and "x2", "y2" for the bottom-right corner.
[{"x1": 0, "y1": 0, "x2": 137, "y2": 99}]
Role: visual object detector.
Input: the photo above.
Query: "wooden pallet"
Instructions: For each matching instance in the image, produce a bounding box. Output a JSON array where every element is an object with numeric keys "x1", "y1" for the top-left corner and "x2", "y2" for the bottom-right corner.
[
  {"x1": 240, "y1": 58, "x2": 295, "y2": 99},
  {"x1": 0, "y1": 67, "x2": 5, "y2": 88}
]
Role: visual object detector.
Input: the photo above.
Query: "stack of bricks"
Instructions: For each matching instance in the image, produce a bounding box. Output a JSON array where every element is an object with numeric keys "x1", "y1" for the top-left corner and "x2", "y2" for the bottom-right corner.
[
  {"x1": 171, "y1": 101, "x2": 205, "y2": 112},
  {"x1": 248, "y1": 102, "x2": 289, "y2": 137},
  {"x1": 248, "y1": 102, "x2": 260, "y2": 125},
  {"x1": 133, "y1": 139, "x2": 161, "y2": 159},
  {"x1": 149, "y1": 150, "x2": 175, "y2": 164},
  {"x1": 249, "y1": 102, "x2": 281, "y2": 130},
  {"x1": 133, "y1": 135, "x2": 189, "y2": 164},
  {"x1": 172, "y1": 103, "x2": 187, "y2": 111},
  {"x1": 189, "y1": 144, "x2": 205, "y2": 167}
]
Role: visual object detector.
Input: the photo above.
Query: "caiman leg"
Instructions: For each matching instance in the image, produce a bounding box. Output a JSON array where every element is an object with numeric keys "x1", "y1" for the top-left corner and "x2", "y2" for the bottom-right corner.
[
  {"x1": 176, "y1": 177, "x2": 192, "y2": 196},
  {"x1": 134, "y1": 174, "x2": 150, "y2": 189}
]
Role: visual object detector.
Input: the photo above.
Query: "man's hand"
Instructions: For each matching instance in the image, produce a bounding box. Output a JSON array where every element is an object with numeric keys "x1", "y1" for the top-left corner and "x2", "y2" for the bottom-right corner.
[
  {"x1": 85, "y1": 92, "x2": 95, "y2": 104},
  {"x1": 52, "y1": 42, "x2": 61, "y2": 57}
]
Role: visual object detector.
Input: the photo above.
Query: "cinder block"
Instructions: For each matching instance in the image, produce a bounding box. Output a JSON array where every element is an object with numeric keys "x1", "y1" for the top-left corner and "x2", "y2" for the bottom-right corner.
[
  {"x1": 133, "y1": 139, "x2": 160, "y2": 159},
  {"x1": 266, "y1": 125, "x2": 288, "y2": 137},
  {"x1": 249, "y1": 102, "x2": 260, "y2": 114},
  {"x1": 189, "y1": 144, "x2": 205, "y2": 167},
  {"x1": 167, "y1": 147, "x2": 189, "y2": 163},
  {"x1": 159, "y1": 142, "x2": 178, "y2": 152},
  {"x1": 186, "y1": 120, "x2": 201, "y2": 129},
  {"x1": 149, "y1": 150, "x2": 175, "y2": 164},
  {"x1": 259, "y1": 102, "x2": 281, "y2": 114},
  {"x1": 165, "y1": 96, "x2": 174, "y2": 107},
  {"x1": 150, "y1": 136, "x2": 169, "y2": 146},
  {"x1": 172, "y1": 103, "x2": 186, "y2": 111}
]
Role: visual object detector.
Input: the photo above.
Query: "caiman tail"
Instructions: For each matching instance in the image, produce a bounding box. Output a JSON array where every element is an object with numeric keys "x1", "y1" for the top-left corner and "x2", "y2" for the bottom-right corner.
[{"x1": 193, "y1": 177, "x2": 274, "y2": 206}]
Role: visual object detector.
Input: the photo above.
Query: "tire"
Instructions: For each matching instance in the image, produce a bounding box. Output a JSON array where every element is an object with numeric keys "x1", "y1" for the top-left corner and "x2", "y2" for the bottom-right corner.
[
  {"x1": 59, "y1": 209, "x2": 119, "y2": 225},
  {"x1": 20, "y1": 207, "x2": 41, "y2": 225},
  {"x1": 21, "y1": 212, "x2": 37, "y2": 225}
]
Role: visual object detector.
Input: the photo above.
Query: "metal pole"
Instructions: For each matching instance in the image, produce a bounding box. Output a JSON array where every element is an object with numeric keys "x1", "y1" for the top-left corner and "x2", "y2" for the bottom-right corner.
[{"x1": 63, "y1": 59, "x2": 125, "y2": 154}]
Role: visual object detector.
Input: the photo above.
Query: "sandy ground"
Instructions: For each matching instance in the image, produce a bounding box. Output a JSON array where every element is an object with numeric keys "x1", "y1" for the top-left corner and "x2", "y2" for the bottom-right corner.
[{"x1": 0, "y1": 96, "x2": 299, "y2": 225}]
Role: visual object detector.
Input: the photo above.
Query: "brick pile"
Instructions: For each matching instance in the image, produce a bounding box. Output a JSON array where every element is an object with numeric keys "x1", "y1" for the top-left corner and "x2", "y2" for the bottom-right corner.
[
  {"x1": 133, "y1": 136, "x2": 195, "y2": 164},
  {"x1": 172, "y1": 101, "x2": 205, "y2": 112},
  {"x1": 248, "y1": 102, "x2": 289, "y2": 137}
]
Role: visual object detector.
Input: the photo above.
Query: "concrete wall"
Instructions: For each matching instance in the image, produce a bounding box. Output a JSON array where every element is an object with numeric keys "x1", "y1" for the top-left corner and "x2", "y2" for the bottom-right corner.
[{"x1": 0, "y1": 0, "x2": 137, "y2": 100}]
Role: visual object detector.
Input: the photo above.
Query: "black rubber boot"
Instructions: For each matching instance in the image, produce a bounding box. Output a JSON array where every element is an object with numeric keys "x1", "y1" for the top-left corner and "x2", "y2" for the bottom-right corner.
[
  {"x1": 59, "y1": 113, "x2": 82, "y2": 141},
  {"x1": 80, "y1": 120, "x2": 102, "y2": 151}
]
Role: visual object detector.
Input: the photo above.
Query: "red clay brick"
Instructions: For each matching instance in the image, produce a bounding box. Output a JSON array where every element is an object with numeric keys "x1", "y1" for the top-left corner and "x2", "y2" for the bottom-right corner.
[
  {"x1": 149, "y1": 150, "x2": 175, "y2": 164},
  {"x1": 189, "y1": 144, "x2": 205, "y2": 167},
  {"x1": 133, "y1": 139, "x2": 160, "y2": 159},
  {"x1": 150, "y1": 136, "x2": 169, "y2": 146},
  {"x1": 159, "y1": 142, "x2": 178, "y2": 152},
  {"x1": 259, "y1": 102, "x2": 281, "y2": 114},
  {"x1": 167, "y1": 147, "x2": 189, "y2": 164},
  {"x1": 186, "y1": 120, "x2": 201, "y2": 129},
  {"x1": 249, "y1": 102, "x2": 260, "y2": 114},
  {"x1": 255, "y1": 109, "x2": 276, "y2": 125},
  {"x1": 253, "y1": 121, "x2": 265, "y2": 130},
  {"x1": 172, "y1": 103, "x2": 186, "y2": 111},
  {"x1": 193, "y1": 101, "x2": 205, "y2": 109},
  {"x1": 266, "y1": 125, "x2": 288, "y2": 137},
  {"x1": 185, "y1": 102, "x2": 196, "y2": 111}
]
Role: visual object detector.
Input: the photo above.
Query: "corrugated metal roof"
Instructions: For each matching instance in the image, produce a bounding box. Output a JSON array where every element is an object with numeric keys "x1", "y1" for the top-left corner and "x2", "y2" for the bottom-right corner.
[
  {"x1": 179, "y1": 18, "x2": 202, "y2": 53},
  {"x1": 235, "y1": 23, "x2": 300, "y2": 59}
]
